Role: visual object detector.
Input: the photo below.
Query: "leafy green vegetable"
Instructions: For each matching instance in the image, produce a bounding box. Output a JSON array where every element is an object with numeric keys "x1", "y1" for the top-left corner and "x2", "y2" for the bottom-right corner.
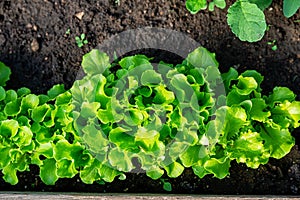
[
  {"x1": 0, "y1": 47, "x2": 299, "y2": 187},
  {"x1": 82, "y1": 49, "x2": 110, "y2": 76}
]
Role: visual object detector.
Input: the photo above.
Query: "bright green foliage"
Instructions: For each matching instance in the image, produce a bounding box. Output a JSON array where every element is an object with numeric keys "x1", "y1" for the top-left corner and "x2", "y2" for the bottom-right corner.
[
  {"x1": 185, "y1": 0, "x2": 299, "y2": 42},
  {"x1": 75, "y1": 34, "x2": 88, "y2": 48},
  {"x1": 0, "y1": 47, "x2": 299, "y2": 186},
  {"x1": 227, "y1": 1, "x2": 266, "y2": 42}
]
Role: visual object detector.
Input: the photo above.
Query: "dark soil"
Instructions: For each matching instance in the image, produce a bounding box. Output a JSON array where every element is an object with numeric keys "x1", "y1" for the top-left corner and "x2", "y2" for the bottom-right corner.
[{"x1": 0, "y1": 0, "x2": 300, "y2": 195}]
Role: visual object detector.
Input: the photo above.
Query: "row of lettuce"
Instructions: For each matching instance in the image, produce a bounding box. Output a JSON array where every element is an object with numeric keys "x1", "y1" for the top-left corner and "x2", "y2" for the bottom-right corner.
[{"x1": 0, "y1": 47, "x2": 299, "y2": 185}]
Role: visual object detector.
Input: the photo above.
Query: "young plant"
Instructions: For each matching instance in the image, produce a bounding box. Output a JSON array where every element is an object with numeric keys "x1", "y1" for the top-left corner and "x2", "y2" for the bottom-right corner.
[
  {"x1": 186, "y1": 0, "x2": 300, "y2": 42},
  {"x1": 75, "y1": 33, "x2": 88, "y2": 48},
  {"x1": 65, "y1": 28, "x2": 71, "y2": 35},
  {"x1": 160, "y1": 179, "x2": 172, "y2": 192},
  {"x1": 267, "y1": 39, "x2": 278, "y2": 51}
]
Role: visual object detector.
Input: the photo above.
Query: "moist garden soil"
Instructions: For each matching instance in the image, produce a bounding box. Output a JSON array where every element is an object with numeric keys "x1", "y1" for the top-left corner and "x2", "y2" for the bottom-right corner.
[{"x1": 0, "y1": 0, "x2": 300, "y2": 195}]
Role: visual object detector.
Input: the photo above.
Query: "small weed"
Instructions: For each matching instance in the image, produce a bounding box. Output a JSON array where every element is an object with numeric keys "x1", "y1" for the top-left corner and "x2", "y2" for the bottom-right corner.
[
  {"x1": 267, "y1": 40, "x2": 277, "y2": 51},
  {"x1": 75, "y1": 33, "x2": 88, "y2": 48},
  {"x1": 160, "y1": 179, "x2": 172, "y2": 192},
  {"x1": 65, "y1": 28, "x2": 71, "y2": 35}
]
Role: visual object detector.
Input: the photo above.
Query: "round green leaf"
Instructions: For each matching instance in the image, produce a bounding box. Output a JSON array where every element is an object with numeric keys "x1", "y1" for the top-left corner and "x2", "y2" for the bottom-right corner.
[{"x1": 227, "y1": 1, "x2": 266, "y2": 42}]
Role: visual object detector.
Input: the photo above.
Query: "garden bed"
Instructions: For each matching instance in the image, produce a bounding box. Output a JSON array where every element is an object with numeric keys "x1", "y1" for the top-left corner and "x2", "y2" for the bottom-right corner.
[{"x1": 0, "y1": 0, "x2": 299, "y2": 195}]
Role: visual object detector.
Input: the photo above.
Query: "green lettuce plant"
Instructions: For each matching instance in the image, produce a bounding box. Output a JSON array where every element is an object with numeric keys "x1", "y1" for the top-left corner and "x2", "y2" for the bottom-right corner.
[
  {"x1": 0, "y1": 47, "x2": 299, "y2": 187},
  {"x1": 186, "y1": 0, "x2": 300, "y2": 42}
]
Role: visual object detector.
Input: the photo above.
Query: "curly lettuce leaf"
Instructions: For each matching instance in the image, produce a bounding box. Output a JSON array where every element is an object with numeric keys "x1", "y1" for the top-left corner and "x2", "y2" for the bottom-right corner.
[
  {"x1": 267, "y1": 87, "x2": 296, "y2": 107},
  {"x1": 40, "y1": 158, "x2": 58, "y2": 185},
  {"x1": 260, "y1": 122, "x2": 295, "y2": 159},
  {"x1": 227, "y1": 130, "x2": 269, "y2": 168},
  {"x1": 82, "y1": 49, "x2": 110, "y2": 76}
]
